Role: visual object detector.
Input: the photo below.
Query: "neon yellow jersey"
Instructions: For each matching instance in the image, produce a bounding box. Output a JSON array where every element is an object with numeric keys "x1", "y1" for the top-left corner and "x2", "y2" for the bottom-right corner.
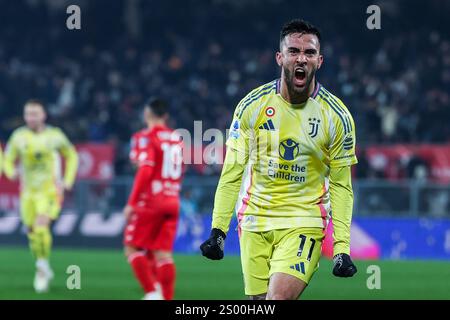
[
  {"x1": 3, "y1": 126, "x2": 79, "y2": 192},
  {"x1": 226, "y1": 79, "x2": 358, "y2": 232}
]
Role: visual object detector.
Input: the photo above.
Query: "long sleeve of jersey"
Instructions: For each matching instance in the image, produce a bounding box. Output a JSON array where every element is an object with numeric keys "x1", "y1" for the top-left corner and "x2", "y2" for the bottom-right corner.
[
  {"x1": 211, "y1": 147, "x2": 247, "y2": 234},
  {"x1": 329, "y1": 165, "x2": 354, "y2": 256},
  {"x1": 3, "y1": 134, "x2": 18, "y2": 180},
  {"x1": 127, "y1": 165, "x2": 154, "y2": 207},
  {"x1": 59, "y1": 140, "x2": 79, "y2": 189}
]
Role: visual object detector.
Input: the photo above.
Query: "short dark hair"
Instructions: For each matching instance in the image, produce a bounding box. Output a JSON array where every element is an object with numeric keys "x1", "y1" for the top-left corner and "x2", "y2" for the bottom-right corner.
[
  {"x1": 145, "y1": 98, "x2": 168, "y2": 117},
  {"x1": 280, "y1": 19, "x2": 321, "y2": 48},
  {"x1": 24, "y1": 99, "x2": 46, "y2": 112}
]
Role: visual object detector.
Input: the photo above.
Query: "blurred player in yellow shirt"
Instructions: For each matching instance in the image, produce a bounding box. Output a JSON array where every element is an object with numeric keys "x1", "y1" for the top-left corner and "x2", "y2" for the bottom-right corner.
[{"x1": 3, "y1": 100, "x2": 79, "y2": 293}]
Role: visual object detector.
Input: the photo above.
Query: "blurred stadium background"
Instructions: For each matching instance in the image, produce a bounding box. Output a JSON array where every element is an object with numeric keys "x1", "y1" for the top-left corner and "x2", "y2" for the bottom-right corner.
[{"x1": 0, "y1": 0, "x2": 449, "y2": 299}]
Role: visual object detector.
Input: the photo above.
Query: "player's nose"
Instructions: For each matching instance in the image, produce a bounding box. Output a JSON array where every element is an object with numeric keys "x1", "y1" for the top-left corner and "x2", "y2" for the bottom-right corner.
[{"x1": 296, "y1": 52, "x2": 307, "y2": 64}]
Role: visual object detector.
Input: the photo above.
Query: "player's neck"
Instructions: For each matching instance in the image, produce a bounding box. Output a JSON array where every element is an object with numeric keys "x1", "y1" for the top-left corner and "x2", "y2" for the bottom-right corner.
[
  {"x1": 280, "y1": 78, "x2": 316, "y2": 104},
  {"x1": 28, "y1": 124, "x2": 46, "y2": 133},
  {"x1": 147, "y1": 120, "x2": 166, "y2": 129}
]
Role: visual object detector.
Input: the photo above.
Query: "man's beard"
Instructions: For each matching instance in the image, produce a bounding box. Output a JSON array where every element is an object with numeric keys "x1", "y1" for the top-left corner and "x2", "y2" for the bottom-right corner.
[{"x1": 283, "y1": 65, "x2": 316, "y2": 98}]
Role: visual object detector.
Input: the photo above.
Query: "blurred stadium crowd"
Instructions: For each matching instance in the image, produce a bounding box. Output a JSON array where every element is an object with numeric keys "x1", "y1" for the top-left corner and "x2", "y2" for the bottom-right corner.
[{"x1": 0, "y1": 0, "x2": 449, "y2": 176}]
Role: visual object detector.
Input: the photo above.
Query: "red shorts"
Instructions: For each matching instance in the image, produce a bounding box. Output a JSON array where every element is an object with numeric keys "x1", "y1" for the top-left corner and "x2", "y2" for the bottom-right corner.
[{"x1": 124, "y1": 198, "x2": 179, "y2": 251}]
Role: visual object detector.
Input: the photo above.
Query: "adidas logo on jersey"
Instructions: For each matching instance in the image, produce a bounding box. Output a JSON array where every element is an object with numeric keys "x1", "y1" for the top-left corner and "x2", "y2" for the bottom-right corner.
[
  {"x1": 290, "y1": 262, "x2": 306, "y2": 274},
  {"x1": 259, "y1": 119, "x2": 275, "y2": 131}
]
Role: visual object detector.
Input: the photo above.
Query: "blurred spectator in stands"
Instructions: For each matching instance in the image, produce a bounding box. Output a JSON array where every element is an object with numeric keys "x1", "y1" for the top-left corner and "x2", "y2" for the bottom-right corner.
[{"x1": 404, "y1": 155, "x2": 430, "y2": 182}]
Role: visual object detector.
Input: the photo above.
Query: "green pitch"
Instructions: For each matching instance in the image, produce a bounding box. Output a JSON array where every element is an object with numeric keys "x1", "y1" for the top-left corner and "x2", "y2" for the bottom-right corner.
[{"x1": 0, "y1": 247, "x2": 449, "y2": 300}]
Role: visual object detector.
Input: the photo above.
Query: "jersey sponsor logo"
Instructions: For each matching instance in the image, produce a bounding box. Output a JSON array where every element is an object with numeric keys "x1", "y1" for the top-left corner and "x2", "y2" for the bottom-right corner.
[
  {"x1": 230, "y1": 119, "x2": 240, "y2": 139},
  {"x1": 343, "y1": 135, "x2": 354, "y2": 150},
  {"x1": 308, "y1": 118, "x2": 320, "y2": 138},
  {"x1": 138, "y1": 151, "x2": 148, "y2": 161},
  {"x1": 139, "y1": 137, "x2": 149, "y2": 148},
  {"x1": 279, "y1": 139, "x2": 300, "y2": 161},
  {"x1": 152, "y1": 180, "x2": 164, "y2": 195},
  {"x1": 268, "y1": 159, "x2": 306, "y2": 182},
  {"x1": 265, "y1": 106, "x2": 275, "y2": 117},
  {"x1": 258, "y1": 119, "x2": 275, "y2": 131}
]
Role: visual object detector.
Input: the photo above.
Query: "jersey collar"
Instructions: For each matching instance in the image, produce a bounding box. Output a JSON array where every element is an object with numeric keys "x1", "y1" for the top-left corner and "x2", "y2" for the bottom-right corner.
[{"x1": 311, "y1": 81, "x2": 321, "y2": 99}]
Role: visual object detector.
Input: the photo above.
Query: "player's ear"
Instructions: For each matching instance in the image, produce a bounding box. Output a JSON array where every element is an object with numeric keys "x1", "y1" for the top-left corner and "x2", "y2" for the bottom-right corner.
[
  {"x1": 276, "y1": 51, "x2": 283, "y2": 67},
  {"x1": 317, "y1": 54, "x2": 324, "y2": 70}
]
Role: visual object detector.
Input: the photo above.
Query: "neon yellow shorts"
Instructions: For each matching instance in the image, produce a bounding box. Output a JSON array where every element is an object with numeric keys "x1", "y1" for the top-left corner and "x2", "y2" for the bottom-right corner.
[
  {"x1": 239, "y1": 227, "x2": 325, "y2": 296},
  {"x1": 20, "y1": 189, "x2": 63, "y2": 227}
]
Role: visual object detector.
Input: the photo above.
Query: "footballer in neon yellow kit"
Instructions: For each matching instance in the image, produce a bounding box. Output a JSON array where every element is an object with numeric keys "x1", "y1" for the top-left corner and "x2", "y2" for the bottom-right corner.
[
  {"x1": 201, "y1": 20, "x2": 358, "y2": 299},
  {"x1": 3, "y1": 100, "x2": 79, "y2": 293}
]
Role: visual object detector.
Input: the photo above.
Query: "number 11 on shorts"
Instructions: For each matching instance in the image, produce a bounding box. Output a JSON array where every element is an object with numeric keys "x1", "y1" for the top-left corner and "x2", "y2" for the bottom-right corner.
[{"x1": 297, "y1": 234, "x2": 316, "y2": 261}]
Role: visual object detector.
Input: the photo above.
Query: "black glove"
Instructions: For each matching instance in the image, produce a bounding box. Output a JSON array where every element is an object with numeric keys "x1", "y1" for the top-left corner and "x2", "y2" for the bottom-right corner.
[
  {"x1": 200, "y1": 228, "x2": 226, "y2": 260},
  {"x1": 332, "y1": 253, "x2": 357, "y2": 277}
]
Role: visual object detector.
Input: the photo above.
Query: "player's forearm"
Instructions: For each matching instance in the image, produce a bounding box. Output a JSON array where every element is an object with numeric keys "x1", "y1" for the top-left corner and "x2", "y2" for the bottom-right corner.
[
  {"x1": 329, "y1": 166, "x2": 354, "y2": 256},
  {"x1": 127, "y1": 165, "x2": 154, "y2": 206},
  {"x1": 212, "y1": 148, "x2": 246, "y2": 234},
  {"x1": 63, "y1": 148, "x2": 79, "y2": 188}
]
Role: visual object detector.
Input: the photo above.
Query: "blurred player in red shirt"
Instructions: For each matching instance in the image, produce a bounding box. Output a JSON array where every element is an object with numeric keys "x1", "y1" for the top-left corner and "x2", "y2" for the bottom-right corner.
[{"x1": 123, "y1": 98, "x2": 184, "y2": 300}]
